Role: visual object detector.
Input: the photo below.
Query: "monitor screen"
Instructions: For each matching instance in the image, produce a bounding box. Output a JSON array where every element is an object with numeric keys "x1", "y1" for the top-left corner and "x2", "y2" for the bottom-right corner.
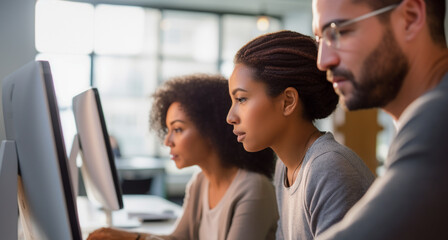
[
  {"x1": 72, "y1": 88, "x2": 123, "y2": 212},
  {"x1": 2, "y1": 60, "x2": 82, "y2": 239}
]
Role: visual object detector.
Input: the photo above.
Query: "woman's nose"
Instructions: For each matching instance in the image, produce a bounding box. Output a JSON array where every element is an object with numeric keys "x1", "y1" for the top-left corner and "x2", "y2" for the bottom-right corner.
[
  {"x1": 164, "y1": 133, "x2": 174, "y2": 147},
  {"x1": 226, "y1": 106, "x2": 239, "y2": 125}
]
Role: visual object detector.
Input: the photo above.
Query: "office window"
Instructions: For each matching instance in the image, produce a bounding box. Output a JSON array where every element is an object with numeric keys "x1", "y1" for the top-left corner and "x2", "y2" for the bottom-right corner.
[
  {"x1": 161, "y1": 60, "x2": 218, "y2": 81},
  {"x1": 35, "y1": 0, "x2": 94, "y2": 54},
  {"x1": 159, "y1": 11, "x2": 220, "y2": 83},
  {"x1": 35, "y1": 54, "x2": 91, "y2": 107},
  {"x1": 222, "y1": 15, "x2": 281, "y2": 60},
  {"x1": 94, "y1": 56, "x2": 158, "y2": 156},
  {"x1": 162, "y1": 11, "x2": 219, "y2": 61},
  {"x1": 35, "y1": 53, "x2": 91, "y2": 148},
  {"x1": 220, "y1": 15, "x2": 281, "y2": 77},
  {"x1": 91, "y1": 6, "x2": 160, "y2": 156},
  {"x1": 35, "y1": 0, "x2": 282, "y2": 158},
  {"x1": 94, "y1": 5, "x2": 147, "y2": 55}
]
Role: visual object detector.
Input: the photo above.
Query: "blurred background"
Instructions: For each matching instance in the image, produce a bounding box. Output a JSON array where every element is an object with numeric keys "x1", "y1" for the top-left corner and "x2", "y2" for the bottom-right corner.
[{"x1": 1, "y1": 0, "x2": 447, "y2": 204}]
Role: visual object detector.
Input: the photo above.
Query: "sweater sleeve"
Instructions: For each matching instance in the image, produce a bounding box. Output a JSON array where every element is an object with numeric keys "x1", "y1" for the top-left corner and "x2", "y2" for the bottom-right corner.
[
  {"x1": 225, "y1": 175, "x2": 279, "y2": 240},
  {"x1": 156, "y1": 172, "x2": 203, "y2": 240},
  {"x1": 304, "y1": 152, "x2": 373, "y2": 238}
]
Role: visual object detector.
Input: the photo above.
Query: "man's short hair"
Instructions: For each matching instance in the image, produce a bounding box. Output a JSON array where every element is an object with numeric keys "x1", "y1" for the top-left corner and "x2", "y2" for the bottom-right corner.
[{"x1": 353, "y1": 0, "x2": 446, "y2": 46}]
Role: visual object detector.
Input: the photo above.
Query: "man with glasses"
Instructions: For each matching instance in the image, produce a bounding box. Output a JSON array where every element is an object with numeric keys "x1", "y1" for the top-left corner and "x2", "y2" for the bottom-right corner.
[{"x1": 313, "y1": 0, "x2": 448, "y2": 239}]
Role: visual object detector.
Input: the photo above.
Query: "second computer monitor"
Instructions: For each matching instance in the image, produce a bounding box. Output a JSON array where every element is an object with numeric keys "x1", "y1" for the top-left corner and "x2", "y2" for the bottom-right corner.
[{"x1": 72, "y1": 88, "x2": 123, "y2": 212}]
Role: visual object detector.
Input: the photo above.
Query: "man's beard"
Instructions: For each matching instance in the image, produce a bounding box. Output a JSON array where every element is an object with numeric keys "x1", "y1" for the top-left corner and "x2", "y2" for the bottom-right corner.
[{"x1": 331, "y1": 28, "x2": 409, "y2": 111}]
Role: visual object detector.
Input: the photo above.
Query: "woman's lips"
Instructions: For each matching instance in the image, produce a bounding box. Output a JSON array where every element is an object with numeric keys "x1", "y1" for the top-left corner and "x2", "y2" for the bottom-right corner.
[
  {"x1": 169, "y1": 154, "x2": 178, "y2": 160},
  {"x1": 233, "y1": 131, "x2": 246, "y2": 142}
]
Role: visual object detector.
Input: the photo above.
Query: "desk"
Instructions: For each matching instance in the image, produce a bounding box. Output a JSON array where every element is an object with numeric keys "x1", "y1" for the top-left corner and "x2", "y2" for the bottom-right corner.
[{"x1": 78, "y1": 195, "x2": 182, "y2": 239}]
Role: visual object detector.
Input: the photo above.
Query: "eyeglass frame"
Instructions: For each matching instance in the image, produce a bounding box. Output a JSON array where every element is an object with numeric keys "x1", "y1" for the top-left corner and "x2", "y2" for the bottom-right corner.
[{"x1": 316, "y1": 3, "x2": 400, "y2": 49}]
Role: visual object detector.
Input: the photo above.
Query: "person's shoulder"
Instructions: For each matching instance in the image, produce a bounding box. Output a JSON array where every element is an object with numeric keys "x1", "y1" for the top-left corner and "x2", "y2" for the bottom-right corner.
[
  {"x1": 400, "y1": 75, "x2": 448, "y2": 128},
  {"x1": 388, "y1": 74, "x2": 448, "y2": 167},
  {"x1": 236, "y1": 170, "x2": 275, "y2": 197},
  {"x1": 185, "y1": 170, "x2": 206, "y2": 193},
  {"x1": 305, "y1": 133, "x2": 374, "y2": 183},
  {"x1": 273, "y1": 159, "x2": 286, "y2": 187},
  {"x1": 307, "y1": 150, "x2": 360, "y2": 177},
  {"x1": 309, "y1": 133, "x2": 365, "y2": 167},
  {"x1": 239, "y1": 170, "x2": 271, "y2": 187},
  {"x1": 189, "y1": 170, "x2": 205, "y2": 183},
  {"x1": 244, "y1": 170, "x2": 272, "y2": 185},
  {"x1": 419, "y1": 73, "x2": 448, "y2": 104}
]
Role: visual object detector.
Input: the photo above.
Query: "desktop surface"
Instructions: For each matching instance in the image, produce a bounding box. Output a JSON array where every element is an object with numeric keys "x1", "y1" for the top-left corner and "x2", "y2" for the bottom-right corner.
[{"x1": 77, "y1": 194, "x2": 182, "y2": 239}]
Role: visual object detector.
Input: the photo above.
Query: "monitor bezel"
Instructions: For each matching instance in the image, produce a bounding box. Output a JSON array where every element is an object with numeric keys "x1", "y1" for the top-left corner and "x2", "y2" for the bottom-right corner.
[
  {"x1": 91, "y1": 87, "x2": 123, "y2": 209},
  {"x1": 42, "y1": 61, "x2": 82, "y2": 238},
  {"x1": 2, "y1": 60, "x2": 82, "y2": 239}
]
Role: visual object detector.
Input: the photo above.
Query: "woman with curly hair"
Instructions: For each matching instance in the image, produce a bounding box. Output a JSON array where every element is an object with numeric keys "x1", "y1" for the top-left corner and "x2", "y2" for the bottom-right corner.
[
  {"x1": 226, "y1": 30, "x2": 375, "y2": 239},
  {"x1": 88, "y1": 74, "x2": 278, "y2": 240}
]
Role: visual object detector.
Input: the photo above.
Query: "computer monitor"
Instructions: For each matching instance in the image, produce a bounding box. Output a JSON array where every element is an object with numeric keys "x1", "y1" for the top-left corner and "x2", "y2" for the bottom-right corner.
[
  {"x1": 70, "y1": 87, "x2": 123, "y2": 225},
  {"x1": 1, "y1": 60, "x2": 82, "y2": 239}
]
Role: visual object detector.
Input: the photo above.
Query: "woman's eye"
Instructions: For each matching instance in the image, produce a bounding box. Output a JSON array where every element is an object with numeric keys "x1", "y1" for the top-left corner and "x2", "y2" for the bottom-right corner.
[
  {"x1": 173, "y1": 128, "x2": 182, "y2": 133},
  {"x1": 236, "y1": 97, "x2": 247, "y2": 103}
]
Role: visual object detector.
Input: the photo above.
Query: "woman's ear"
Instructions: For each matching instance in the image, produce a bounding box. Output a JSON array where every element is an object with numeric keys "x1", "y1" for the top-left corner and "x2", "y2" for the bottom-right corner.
[{"x1": 282, "y1": 87, "x2": 299, "y2": 116}]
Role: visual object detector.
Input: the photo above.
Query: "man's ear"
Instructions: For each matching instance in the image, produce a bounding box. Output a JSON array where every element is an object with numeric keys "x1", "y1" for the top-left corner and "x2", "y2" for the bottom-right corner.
[
  {"x1": 282, "y1": 87, "x2": 299, "y2": 116},
  {"x1": 397, "y1": 0, "x2": 426, "y2": 42}
]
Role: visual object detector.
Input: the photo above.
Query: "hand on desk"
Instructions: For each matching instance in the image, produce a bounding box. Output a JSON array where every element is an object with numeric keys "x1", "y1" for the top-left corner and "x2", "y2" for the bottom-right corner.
[{"x1": 87, "y1": 227, "x2": 142, "y2": 240}]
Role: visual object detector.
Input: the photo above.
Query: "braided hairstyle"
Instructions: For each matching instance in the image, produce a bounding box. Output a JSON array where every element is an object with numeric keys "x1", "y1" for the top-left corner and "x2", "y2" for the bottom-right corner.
[
  {"x1": 234, "y1": 30, "x2": 339, "y2": 121},
  {"x1": 150, "y1": 74, "x2": 276, "y2": 179}
]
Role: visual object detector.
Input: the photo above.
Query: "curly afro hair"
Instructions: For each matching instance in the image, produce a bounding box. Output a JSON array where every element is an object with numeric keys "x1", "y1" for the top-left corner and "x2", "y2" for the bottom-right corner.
[{"x1": 150, "y1": 74, "x2": 276, "y2": 179}]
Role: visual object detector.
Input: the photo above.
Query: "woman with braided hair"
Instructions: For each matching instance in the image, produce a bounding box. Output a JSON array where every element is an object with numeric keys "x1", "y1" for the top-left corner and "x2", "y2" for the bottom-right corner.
[{"x1": 227, "y1": 30, "x2": 375, "y2": 239}]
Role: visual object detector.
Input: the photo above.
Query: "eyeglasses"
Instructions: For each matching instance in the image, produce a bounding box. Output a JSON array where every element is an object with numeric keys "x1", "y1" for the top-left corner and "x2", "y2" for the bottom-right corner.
[{"x1": 316, "y1": 4, "x2": 400, "y2": 49}]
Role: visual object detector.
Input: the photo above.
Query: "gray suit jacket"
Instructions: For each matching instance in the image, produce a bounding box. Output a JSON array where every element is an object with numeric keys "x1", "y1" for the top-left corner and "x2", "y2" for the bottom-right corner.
[{"x1": 318, "y1": 74, "x2": 448, "y2": 240}]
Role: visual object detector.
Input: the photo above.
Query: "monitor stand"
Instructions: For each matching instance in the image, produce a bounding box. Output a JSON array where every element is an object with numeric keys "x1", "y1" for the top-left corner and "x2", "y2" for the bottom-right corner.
[
  {"x1": 68, "y1": 134, "x2": 114, "y2": 227},
  {"x1": 0, "y1": 140, "x2": 18, "y2": 240},
  {"x1": 69, "y1": 135, "x2": 141, "y2": 229}
]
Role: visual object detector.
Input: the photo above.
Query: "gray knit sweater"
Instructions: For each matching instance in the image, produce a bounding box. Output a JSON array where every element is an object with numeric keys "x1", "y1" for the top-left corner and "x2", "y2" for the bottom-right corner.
[{"x1": 274, "y1": 132, "x2": 375, "y2": 240}]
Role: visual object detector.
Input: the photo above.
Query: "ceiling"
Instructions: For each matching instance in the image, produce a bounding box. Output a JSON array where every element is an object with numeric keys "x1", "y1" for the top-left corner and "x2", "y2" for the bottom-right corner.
[{"x1": 72, "y1": 0, "x2": 311, "y2": 16}]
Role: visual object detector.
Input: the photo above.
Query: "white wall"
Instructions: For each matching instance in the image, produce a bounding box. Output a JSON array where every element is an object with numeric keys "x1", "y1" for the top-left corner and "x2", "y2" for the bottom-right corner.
[{"x1": 0, "y1": 0, "x2": 36, "y2": 141}]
